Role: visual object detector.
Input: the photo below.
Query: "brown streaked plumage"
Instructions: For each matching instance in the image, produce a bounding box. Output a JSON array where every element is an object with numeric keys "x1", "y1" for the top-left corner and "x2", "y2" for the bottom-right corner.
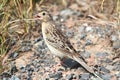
[{"x1": 35, "y1": 10, "x2": 103, "y2": 80}]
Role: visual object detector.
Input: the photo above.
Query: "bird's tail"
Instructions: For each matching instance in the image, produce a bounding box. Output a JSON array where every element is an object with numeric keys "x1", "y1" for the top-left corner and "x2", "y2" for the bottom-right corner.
[
  {"x1": 72, "y1": 55, "x2": 103, "y2": 80},
  {"x1": 72, "y1": 55, "x2": 94, "y2": 73}
]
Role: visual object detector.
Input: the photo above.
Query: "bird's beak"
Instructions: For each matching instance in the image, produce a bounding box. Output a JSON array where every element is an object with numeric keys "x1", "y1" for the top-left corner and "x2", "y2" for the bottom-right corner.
[{"x1": 34, "y1": 14, "x2": 41, "y2": 19}]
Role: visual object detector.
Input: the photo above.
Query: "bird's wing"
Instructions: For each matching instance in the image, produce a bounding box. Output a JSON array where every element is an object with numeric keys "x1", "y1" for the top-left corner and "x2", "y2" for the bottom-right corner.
[
  {"x1": 44, "y1": 22, "x2": 86, "y2": 61},
  {"x1": 45, "y1": 22, "x2": 77, "y2": 57}
]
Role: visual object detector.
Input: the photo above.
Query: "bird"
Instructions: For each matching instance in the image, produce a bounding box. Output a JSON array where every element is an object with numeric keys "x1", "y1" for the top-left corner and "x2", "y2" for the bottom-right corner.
[{"x1": 35, "y1": 9, "x2": 103, "y2": 80}]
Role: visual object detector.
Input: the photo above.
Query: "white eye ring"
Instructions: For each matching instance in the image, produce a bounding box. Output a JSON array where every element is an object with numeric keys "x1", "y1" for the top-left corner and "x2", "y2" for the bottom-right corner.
[{"x1": 42, "y1": 13, "x2": 46, "y2": 16}]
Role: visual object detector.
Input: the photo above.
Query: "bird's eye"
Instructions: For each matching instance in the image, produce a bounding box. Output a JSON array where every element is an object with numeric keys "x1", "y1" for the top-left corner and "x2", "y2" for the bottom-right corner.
[{"x1": 42, "y1": 12, "x2": 46, "y2": 16}]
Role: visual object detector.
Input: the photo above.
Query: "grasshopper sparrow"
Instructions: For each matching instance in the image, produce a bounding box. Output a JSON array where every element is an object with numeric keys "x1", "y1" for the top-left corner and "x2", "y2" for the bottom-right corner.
[{"x1": 35, "y1": 10, "x2": 103, "y2": 79}]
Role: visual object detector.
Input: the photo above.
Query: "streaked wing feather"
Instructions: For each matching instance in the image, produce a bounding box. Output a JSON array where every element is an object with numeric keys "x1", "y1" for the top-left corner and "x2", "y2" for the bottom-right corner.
[{"x1": 45, "y1": 23, "x2": 76, "y2": 55}]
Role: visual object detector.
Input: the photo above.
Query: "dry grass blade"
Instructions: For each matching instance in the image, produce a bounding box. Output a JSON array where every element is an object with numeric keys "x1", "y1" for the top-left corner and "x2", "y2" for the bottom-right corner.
[{"x1": 2, "y1": 44, "x2": 21, "y2": 65}]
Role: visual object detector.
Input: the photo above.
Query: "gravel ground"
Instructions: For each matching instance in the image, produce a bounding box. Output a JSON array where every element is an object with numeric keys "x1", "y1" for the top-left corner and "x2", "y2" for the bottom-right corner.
[{"x1": 0, "y1": 3, "x2": 120, "y2": 80}]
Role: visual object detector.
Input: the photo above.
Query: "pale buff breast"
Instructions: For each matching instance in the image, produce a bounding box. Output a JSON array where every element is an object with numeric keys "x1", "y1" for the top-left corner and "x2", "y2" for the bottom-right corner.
[{"x1": 42, "y1": 22, "x2": 65, "y2": 58}]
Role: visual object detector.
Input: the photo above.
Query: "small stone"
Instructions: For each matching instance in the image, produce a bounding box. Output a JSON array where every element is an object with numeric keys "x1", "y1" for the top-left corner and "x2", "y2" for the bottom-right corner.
[
  {"x1": 100, "y1": 66, "x2": 110, "y2": 73},
  {"x1": 116, "y1": 72, "x2": 120, "y2": 78},
  {"x1": 49, "y1": 72, "x2": 62, "y2": 79},
  {"x1": 25, "y1": 64, "x2": 31, "y2": 70},
  {"x1": 66, "y1": 29, "x2": 74, "y2": 38},
  {"x1": 10, "y1": 65, "x2": 18, "y2": 74},
  {"x1": 83, "y1": 51, "x2": 91, "y2": 58},
  {"x1": 85, "y1": 39, "x2": 92, "y2": 45},
  {"x1": 96, "y1": 52, "x2": 109, "y2": 58},
  {"x1": 78, "y1": 26, "x2": 85, "y2": 33},
  {"x1": 60, "y1": 9, "x2": 74, "y2": 19},
  {"x1": 0, "y1": 72, "x2": 11, "y2": 78},
  {"x1": 53, "y1": 15, "x2": 59, "y2": 21},
  {"x1": 104, "y1": 58, "x2": 112, "y2": 63},
  {"x1": 113, "y1": 40, "x2": 120, "y2": 49},
  {"x1": 111, "y1": 35, "x2": 118, "y2": 41},
  {"x1": 20, "y1": 67, "x2": 26, "y2": 73},
  {"x1": 85, "y1": 26, "x2": 92, "y2": 32},
  {"x1": 79, "y1": 73, "x2": 90, "y2": 80},
  {"x1": 13, "y1": 52, "x2": 19, "y2": 58},
  {"x1": 102, "y1": 74, "x2": 111, "y2": 80},
  {"x1": 11, "y1": 75, "x2": 20, "y2": 80},
  {"x1": 66, "y1": 74, "x2": 74, "y2": 80},
  {"x1": 113, "y1": 63, "x2": 120, "y2": 71},
  {"x1": 106, "y1": 65, "x2": 114, "y2": 71},
  {"x1": 80, "y1": 33, "x2": 87, "y2": 39}
]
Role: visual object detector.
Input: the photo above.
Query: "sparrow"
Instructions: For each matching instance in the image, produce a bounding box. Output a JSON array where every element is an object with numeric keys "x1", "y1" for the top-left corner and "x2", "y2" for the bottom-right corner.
[{"x1": 35, "y1": 9, "x2": 103, "y2": 79}]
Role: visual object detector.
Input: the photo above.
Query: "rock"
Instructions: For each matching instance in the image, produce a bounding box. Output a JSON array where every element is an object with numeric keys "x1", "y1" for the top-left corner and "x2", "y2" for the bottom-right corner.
[
  {"x1": 85, "y1": 26, "x2": 92, "y2": 32},
  {"x1": 49, "y1": 72, "x2": 62, "y2": 79},
  {"x1": 102, "y1": 74, "x2": 111, "y2": 80},
  {"x1": 78, "y1": 26, "x2": 85, "y2": 33},
  {"x1": 79, "y1": 73, "x2": 90, "y2": 80},
  {"x1": 113, "y1": 63, "x2": 120, "y2": 71},
  {"x1": 113, "y1": 40, "x2": 120, "y2": 49},
  {"x1": 80, "y1": 33, "x2": 87, "y2": 39},
  {"x1": 12, "y1": 52, "x2": 19, "y2": 58},
  {"x1": 106, "y1": 65, "x2": 114, "y2": 71},
  {"x1": 66, "y1": 74, "x2": 75, "y2": 80},
  {"x1": 60, "y1": 9, "x2": 74, "y2": 19},
  {"x1": 66, "y1": 28, "x2": 74, "y2": 38},
  {"x1": 111, "y1": 35, "x2": 118, "y2": 41},
  {"x1": 83, "y1": 51, "x2": 91, "y2": 58},
  {"x1": 104, "y1": 58, "x2": 112, "y2": 63},
  {"x1": 10, "y1": 65, "x2": 18, "y2": 74},
  {"x1": 10, "y1": 75, "x2": 20, "y2": 80},
  {"x1": 96, "y1": 52, "x2": 109, "y2": 58},
  {"x1": 100, "y1": 66, "x2": 110, "y2": 73},
  {"x1": 66, "y1": 74, "x2": 74, "y2": 80},
  {"x1": 0, "y1": 72, "x2": 11, "y2": 78},
  {"x1": 116, "y1": 72, "x2": 120, "y2": 78},
  {"x1": 20, "y1": 67, "x2": 26, "y2": 73},
  {"x1": 85, "y1": 39, "x2": 92, "y2": 45},
  {"x1": 52, "y1": 15, "x2": 59, "y2": 21}
]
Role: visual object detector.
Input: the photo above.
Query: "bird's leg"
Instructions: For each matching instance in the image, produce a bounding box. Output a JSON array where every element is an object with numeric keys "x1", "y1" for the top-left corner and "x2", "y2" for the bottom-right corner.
[{"x1": 50, "y1": 57, "x2": 67, "y2": 72}]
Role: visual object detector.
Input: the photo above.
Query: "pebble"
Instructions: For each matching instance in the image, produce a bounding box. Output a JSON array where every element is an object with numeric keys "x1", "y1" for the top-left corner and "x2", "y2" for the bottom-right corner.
[
  {"x1": 20, "y1": 67, "x2": 26, "y2": 73},
  {"x1": 104, "y1": 58, "x2": 112, "y2": 63},
  {"x1": 116, "y1": 72, "x2": 120, "y2": 78},
  {"x1": 113, "y1": 40, "x2": 120, "y2": 49},
  {"x1": 96, "y1": 52, "x2": 109, "y2": 58},
  {"x1": 101, "y1": 74, "x2": 111, "y2": 80},
  {"x1": 80, "y1": 33, "x2": 87, "y2": 39},
  {"x1": 111, "y1": 35, "x2": 118, "y2": 41},
  {"x1": 60, "y1": 9, "x2": 74, "y2": 19},
  {"x1": 79, "y1": 73, "x2": 90, "y2": 80},
  {"x1": 52, "y1": 15, "x2": 59, "y2": 21},
  {"x1": 85, "y1": 26, "x2": 92, "y2": 32},
  {"x1": 100, "y1": 66, "x2": 110, "y2": 73},
  {"x1": 85, "y1": 39, "x2": 92, "y2": 45},
  {"x1": 83, "y1": 51, "x2": 91, "y2": 58},
  {"x1": 49, "y1": 72, "x2": 62, "y2": 79},
  {"x1": 78, "y1": 26, "x2": 85, "y2": 33},
  {"x1": 0, "y1": 72, "x2": 11, "y2": 78},
  {"x1": 12, "y1": 52, "x2": 19, "y2": 58},
  {"x1": 66, "y1": 74, "x2": 74, "y2": 80},
  {"x1": 66, "y1": 28, "x2": 74, "y2": 38},
  {"x1": 10, "y1": 75, "x2": 20, "y2": 80},
  {"x1": 106, "y1": 65, "x2": 114, "y2": 71}
]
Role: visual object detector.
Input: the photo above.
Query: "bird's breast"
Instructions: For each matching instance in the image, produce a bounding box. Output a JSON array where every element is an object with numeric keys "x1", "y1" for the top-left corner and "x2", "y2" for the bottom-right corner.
[{"x1": 42, "y1": 23, "x2": 65, "y2": 58}]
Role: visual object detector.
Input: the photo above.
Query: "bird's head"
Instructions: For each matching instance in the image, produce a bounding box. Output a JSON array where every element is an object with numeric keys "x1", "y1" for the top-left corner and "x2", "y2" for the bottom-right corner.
[{"x1": 35, "y1": 10, "x2": 52, "y2": 22}]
